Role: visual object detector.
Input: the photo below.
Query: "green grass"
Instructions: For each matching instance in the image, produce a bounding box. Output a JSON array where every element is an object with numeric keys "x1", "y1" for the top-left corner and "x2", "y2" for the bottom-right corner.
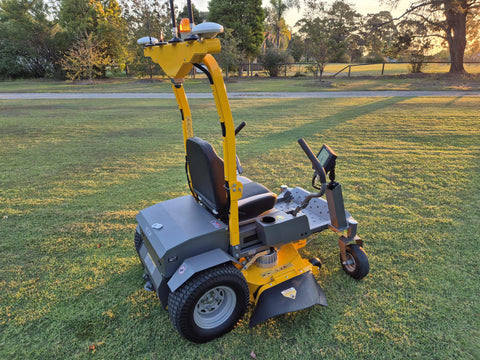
[
  {"x1": 320, "y1": 62, "x2": 480, "y2": 77},
  {"x1": 1, "y1": 70, "x2": 480, "y2": 93},
  {"x1": 1, "y1": 96, "x2": 479, "y2": 359}
]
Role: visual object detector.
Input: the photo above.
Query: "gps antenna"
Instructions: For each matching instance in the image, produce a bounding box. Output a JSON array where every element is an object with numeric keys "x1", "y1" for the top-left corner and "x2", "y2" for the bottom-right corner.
[{"x1": 168, "y1": 0, "x2": 181, "y2": 42}]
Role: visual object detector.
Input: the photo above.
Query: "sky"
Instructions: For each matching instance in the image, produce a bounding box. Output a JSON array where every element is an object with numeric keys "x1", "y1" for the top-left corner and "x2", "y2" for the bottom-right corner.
[{"x1": 187, "y1": 0, "x2": 412, "y2": 28}]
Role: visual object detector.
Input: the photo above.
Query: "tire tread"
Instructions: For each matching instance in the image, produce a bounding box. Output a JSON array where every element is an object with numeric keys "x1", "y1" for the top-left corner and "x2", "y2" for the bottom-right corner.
[{"x1": 168, "y1": 263, "x2": 248, "y2": 343}]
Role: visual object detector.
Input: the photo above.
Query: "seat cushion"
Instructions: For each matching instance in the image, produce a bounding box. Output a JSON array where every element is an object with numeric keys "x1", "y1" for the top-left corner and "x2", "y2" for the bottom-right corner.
[{"x1": 238, "y1": 182, "x2": 277, "y2": 221}]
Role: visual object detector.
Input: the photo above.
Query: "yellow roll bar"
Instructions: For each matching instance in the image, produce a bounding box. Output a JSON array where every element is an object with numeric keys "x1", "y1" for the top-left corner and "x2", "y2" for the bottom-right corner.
[{"x1": 143, "y1": 38, "x2": 242, "y2": 249}]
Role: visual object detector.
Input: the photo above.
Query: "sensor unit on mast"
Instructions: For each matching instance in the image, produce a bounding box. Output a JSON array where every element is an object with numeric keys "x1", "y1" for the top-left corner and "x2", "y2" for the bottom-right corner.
[{"x1": 191, "y1": 22, "x2": 224, "y2": 39}]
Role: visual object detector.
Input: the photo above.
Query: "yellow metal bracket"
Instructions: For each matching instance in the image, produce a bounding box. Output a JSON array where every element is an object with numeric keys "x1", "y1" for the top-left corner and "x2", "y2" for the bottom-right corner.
[{"x1": 143, "y1": 39, "x2": 221, "y2": 80}]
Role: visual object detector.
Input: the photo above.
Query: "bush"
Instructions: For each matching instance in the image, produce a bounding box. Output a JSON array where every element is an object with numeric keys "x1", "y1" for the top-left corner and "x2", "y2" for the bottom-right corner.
[
  {"x1": 408, "y1": 48, "x2": 431, "y2": 73},
  {"x1": 260, "y1": 48, "x2": 293, "y2": 77}
]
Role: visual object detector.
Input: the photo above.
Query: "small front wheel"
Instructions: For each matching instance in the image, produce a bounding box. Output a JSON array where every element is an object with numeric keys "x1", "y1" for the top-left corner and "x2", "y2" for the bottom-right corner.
[
  {"x1": 168, "y1": 263, "x2": 249, "y2": 343},
  {"x1": 341, "y1": 244, "x2": 369, "y2": 280}
]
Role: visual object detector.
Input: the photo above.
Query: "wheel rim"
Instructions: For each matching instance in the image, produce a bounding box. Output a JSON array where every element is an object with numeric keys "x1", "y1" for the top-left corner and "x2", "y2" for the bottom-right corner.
[
  {"x1": 193, "y1": 286, "x2": 236, "y2": 329},
  {"x1": 344, "y1": 252, "x2": 356, "y2": 273}
]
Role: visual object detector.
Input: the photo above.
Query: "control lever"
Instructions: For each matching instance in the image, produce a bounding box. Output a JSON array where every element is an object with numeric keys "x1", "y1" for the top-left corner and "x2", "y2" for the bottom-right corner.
[
  {"x1": 235, "y1": 121, "x2": 246, "y2": 136},
  {"x1": 234, "y1": 121, "x2": 246, "y2": 174},
  {"x1": 291, "y1": 138, "x2": 327, "y2": 216}
]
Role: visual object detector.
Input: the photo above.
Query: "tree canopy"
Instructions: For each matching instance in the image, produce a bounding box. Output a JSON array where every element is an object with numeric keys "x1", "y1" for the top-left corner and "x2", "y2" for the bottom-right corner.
[
  {"x1": 296, "y1": 0, "x2": 361, "y2": 79},
  {"x1": 388, "y1": 0, "x2": 480, "y2": 73},
  {"x1": 0, "y1": 0, "x2": 479, "y2": 79},
  {"x1": 0, "y1": 0, "x2": 60, "y2": 78},
  {"x1": 208, "y1": 0, "x2": 264, "y2": 60},
  {"x1": 263, "y1": 0, "x2": 299, "y2": 50}
]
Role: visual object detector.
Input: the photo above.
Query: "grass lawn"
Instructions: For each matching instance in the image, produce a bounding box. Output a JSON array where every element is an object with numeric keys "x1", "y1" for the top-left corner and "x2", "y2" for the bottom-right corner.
[
  {"x1": 1, "y1": 95, "x2": 479, "y2": 359},
  {"x1": 0, "y1": 70, "x2": 479, "y2": 94}
]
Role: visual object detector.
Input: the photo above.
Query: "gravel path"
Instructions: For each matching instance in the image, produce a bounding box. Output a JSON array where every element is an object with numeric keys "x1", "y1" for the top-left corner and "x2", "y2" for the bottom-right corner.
[{"x1": 1, "y1": 91, "x2": 480, "y2": 100}]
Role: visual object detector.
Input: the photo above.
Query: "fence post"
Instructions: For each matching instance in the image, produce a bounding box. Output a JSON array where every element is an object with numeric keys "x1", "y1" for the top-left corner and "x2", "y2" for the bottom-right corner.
[
  {"x1": 348, "y1": 65, "x2": 351, "y2": 77},
  {"x1": 284, "y1": 64, "x2": 287, "y2": 77},
  {"x1": 381, "y1": 62, "x2": 385, "y2": 75}
]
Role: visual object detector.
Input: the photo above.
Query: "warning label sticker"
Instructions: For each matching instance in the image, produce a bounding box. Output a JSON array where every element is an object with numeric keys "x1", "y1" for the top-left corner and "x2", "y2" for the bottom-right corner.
[
  {"x1": 210, "y1": 220, "x2": 222, "y2": 229},
  {"x1": 281, "y1": 287, "x2": 297, "y2": 300}
]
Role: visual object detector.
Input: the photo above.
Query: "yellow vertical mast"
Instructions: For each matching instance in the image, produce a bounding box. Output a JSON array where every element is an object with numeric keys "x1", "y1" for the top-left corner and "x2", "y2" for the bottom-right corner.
[{"x1": 143, "y1": 36, "x2": 242, "y2": 250}]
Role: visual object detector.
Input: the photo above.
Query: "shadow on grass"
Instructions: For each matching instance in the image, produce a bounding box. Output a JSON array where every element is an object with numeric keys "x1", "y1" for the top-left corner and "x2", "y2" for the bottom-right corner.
[{"x1": 238, "y1": 96, "x2": 412, "y2": 157}]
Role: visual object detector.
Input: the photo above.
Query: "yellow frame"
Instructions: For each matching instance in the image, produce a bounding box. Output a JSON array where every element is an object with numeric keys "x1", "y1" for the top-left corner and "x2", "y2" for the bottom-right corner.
[{"x1": 144, "y1": 39, "x2": 243, "y2": 248}]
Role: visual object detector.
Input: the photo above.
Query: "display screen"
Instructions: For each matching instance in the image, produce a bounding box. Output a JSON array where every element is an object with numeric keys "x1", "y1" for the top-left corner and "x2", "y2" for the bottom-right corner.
[
  {"x1": 316, "y1": 144, "x2": 337, "y2": 173},
  {"x1": 317, "y1": 147, "x2": 331, "y2": 168}
]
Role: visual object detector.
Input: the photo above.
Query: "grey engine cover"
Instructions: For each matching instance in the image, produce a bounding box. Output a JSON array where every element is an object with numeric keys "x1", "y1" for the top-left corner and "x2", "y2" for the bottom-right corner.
[{"x1": 136, "y1": 195, "x2": 229, "y2": 280}]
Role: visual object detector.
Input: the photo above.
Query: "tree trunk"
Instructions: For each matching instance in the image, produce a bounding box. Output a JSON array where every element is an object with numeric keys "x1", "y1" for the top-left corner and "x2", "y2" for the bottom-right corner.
[
  {"x1": 448, "y1": 38, "x2": 466, "y2": 73},
  {"x1": 445, "y1": 0, "x2": 467, "y2": 73}
]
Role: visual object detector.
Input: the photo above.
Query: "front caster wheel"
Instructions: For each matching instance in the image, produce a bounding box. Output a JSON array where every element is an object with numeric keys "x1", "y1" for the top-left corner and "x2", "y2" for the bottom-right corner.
[
  {"x1": 341, "y1": 244, "x2": 369, "y2": 280},
  {"x1": 168, "y1": 263, "x2": 249, "y2": 343}
]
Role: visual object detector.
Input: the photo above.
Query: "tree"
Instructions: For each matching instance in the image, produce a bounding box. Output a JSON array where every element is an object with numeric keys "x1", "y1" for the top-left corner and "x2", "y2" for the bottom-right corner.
[
  {"x1": 263, "y1": 0, "x2": 299, "y2": 50},
  {"x1": 387, "y1": 20, "x2": 433, "y2": 72},
  {"x1": 178, "y1": 3, "x2": 207, "y2": 25},
  {"x1": 214, "y1": 28, "x2": 242, "y2": 78},
  {"x1": 121, "y1": 0, "x2": 172, "y2": 78},
  {"x1": 287, "y1": 35, "x2": 305, "y2": 61},
  {"x1": 208, "y1": 0, "x2": 264, "y2": 60},
  {"x1": 363, "y1": 11, "x2": 398, "y2": 59},
  {"x1": 297, "y1": 16, "x2": 331, "y2": 80},
  {"x1": 97, "y1": 0, "x2": 128, "y2": 73},
  {"x1": 323, "y1": 0, "x2": 362, "y2": 62},
  {"x1": 58, "y1": 0, "x2": 128, "y2": 77},
  {"x1": 60, "y1": 32, "x2": 111, "y2": 81},
  {"x1": 346, "y1": 33, "x2": 365, "y2": 62},
  {"x1": 296, "y1": 0, "x2": 360, "y2": 79},
  {"x1": 0, "y1": 0, "x2": 60, "y2": 79},
  {"x1": 58, "y1": 0, "x2": 99, "y2": 40},
  {"x1": 389, "y1": 0, "x2": 480, "y2": 73},
  {"x1": 465, "y1": 6, "x2": 480, "y2": 59}
]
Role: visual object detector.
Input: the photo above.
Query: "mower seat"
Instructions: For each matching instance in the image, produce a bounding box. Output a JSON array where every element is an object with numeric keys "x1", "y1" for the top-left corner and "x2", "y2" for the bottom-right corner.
[{"x1": 186, "y1": 137, "x2": 276, "y2": 221}]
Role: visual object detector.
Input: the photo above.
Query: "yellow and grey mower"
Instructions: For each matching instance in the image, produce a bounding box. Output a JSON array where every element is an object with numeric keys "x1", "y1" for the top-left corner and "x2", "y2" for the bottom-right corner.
[{"x1": 134, "y1": 0, "x2": 369, "y2": 343}]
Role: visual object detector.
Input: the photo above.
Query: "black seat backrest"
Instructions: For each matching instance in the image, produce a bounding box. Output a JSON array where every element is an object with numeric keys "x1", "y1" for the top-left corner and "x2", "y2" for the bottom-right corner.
[{"x1": 186, "y1": 137, "x2": 228, "y2": 215}]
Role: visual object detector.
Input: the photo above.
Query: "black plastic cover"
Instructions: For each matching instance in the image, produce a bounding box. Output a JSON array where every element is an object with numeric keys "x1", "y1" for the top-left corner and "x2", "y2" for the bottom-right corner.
[{"x1": 249, "y1": 271, "x2": 327, "y2": 327}]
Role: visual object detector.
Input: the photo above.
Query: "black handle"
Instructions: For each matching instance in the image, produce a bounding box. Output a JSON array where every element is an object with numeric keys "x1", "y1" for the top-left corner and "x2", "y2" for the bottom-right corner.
[
  {"x1": 235, "y1": 121, "x2": 246, "y2": 136},
  {"x1": 298, "y1": 138, "x2": 326, "y2": 184}
]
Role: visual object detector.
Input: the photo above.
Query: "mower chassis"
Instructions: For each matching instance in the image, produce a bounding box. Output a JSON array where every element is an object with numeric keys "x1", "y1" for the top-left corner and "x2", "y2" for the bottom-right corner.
[
  {"x1": 133, "y1": 15, "x2": 369, "y2": 341},
  {"x1": 136, "y1": 184, "x2": 361, "y2": 326}
]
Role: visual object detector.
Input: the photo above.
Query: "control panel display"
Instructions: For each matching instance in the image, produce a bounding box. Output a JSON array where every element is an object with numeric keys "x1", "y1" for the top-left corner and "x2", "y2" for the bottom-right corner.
[{"x1": 317, "y1": 144, "x2": 337, "y2": 174}]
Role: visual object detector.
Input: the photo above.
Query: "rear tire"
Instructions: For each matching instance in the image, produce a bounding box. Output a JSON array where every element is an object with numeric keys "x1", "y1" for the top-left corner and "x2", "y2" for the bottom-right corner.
[
  {"x1": 341, "y1": 244, "x2": 369, "y2": 280},
  {"x1": 168, "y1": 263, "x2": 249, "y2": 343}
]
